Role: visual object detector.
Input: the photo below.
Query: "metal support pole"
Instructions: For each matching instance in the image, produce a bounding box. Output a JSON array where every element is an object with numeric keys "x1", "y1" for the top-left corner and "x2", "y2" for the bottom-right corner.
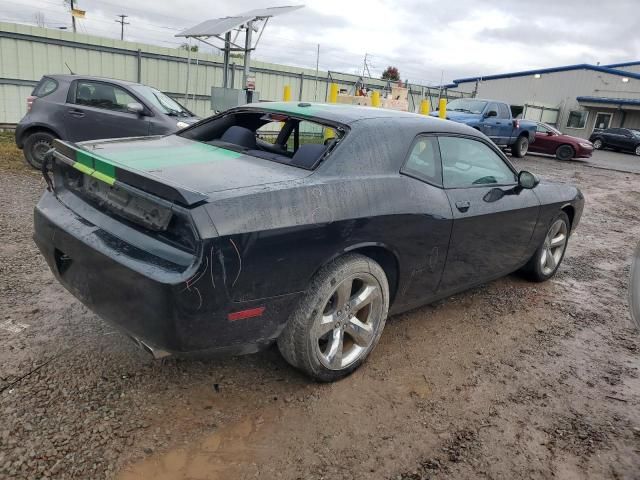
[
  {"x1": 184, "y1": 39, "x2": 191, "y2": 103},
  {"x1": 243, "y1": 21, "x2": 253, "y2": 103},
  {"x1": 298, "y1": 72, "x2": 304, "y2": 100},
  {"x1": 136, "y1": 49, "x2": 142, "y2": 83},
  {"x1": 222, "y1": 32, "x2": 231, "y2": 88}
]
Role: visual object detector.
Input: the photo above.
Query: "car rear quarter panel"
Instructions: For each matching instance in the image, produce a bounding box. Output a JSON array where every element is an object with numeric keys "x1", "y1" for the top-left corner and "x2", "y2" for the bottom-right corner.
[{"x1": 201, "y1": 118, "x2": 483, "y2": 308}]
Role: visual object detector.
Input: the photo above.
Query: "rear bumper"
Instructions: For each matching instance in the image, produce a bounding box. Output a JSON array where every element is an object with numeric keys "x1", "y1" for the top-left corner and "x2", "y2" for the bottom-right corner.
[{"x1": 33, "y1": 191, "x2": 300, "y2": 355}]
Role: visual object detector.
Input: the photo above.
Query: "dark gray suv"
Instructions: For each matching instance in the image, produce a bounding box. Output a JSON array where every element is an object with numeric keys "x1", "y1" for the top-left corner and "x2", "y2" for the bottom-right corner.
[{"x1": 15, "y1": 75, "x2": 200, "y2": 168}]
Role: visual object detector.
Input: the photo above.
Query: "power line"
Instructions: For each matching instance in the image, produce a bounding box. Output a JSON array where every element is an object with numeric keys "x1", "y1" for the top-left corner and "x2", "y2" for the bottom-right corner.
[{"x1": 115, "y1": 14, "x2": 129, "y2": 41}]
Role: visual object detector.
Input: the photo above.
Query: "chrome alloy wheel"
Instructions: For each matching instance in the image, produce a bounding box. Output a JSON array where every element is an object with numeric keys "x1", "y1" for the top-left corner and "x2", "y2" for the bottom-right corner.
[
  {"x1": 593, "y1": 139, "x2": 603, "y2": 149},
  {"x1": 541, "y1": 219, "x2": 568, "y2": 276},
  {"x1": 312, "y1": 274, "x2": 384, "y2": 370}
]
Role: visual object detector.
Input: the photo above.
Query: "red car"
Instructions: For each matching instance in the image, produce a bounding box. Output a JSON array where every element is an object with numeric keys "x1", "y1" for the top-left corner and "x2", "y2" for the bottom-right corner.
[{"x1": 528, "y1": 122, "x2": 594, "y2": 160}]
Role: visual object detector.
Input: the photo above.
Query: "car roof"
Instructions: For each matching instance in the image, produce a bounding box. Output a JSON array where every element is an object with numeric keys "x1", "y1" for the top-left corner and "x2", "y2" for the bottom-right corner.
[
  {"x1": 243, "y1": 101, "x2": 473, "y2": 129},
  {"x1": 43, "y1": 74, "x2": 142, "y2": 87}
]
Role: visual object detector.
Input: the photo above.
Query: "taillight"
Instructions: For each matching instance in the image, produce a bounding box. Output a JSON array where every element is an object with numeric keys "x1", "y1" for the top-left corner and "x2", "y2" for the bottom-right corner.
[
  {"x1": 513, "y1": 119, "x2": 520, "y2": 129},
  {"x1": 27, "y1": 95, "x2": 37, "y2": 112}
]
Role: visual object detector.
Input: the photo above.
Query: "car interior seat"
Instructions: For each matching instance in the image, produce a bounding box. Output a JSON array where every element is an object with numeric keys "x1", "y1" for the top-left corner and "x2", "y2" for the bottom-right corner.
[
  {"x1": 77, "y1": 85, "x2": 92, "y2": 105},
  {"x1": 290, "y1": 143, "x2": 327, "y2": 169},
  {"x1": 220, "y1": 126, "x2": 257, "y2": 150}
]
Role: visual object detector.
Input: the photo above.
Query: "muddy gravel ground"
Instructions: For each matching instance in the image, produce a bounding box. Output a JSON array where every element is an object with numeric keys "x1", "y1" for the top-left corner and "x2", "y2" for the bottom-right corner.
[{"x1": 0, "y1": 144, "x2": 639, "y2": 479}]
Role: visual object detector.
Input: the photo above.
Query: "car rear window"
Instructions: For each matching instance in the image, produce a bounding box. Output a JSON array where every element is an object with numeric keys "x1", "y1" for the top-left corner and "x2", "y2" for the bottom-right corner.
[{"x1": 33, "y1": 77, "x2": 58, "y2": 97}]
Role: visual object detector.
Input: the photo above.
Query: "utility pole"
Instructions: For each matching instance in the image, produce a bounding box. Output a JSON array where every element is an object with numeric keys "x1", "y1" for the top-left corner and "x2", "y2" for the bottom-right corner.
[
  {"x1": 115, "y1": 15, "x2": 129, "y2": 41},
  {"x1": 70, "y1": 0, "x2": 76, "y2": 33}
]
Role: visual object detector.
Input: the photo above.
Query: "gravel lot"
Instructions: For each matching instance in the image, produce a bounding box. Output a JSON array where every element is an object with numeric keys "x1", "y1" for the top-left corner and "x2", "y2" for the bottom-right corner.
[{"x1": 0, "y1": 137, "x2": 639, "y2": 479}]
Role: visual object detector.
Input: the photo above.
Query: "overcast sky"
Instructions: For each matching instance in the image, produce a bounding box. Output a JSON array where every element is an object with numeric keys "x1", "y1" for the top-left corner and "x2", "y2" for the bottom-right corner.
[{"x1": 2, "y1": 0, "x2": 639, "y2": 85}]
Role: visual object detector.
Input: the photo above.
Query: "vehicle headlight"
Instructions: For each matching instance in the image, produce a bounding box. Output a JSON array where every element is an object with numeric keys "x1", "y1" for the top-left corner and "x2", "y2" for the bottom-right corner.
[
  {"x1": 579, "y1": 142, "x2": 592, "y2": 148},
  {"x1": 176, "y1": 121, "x2": 189, "y2": 129}
]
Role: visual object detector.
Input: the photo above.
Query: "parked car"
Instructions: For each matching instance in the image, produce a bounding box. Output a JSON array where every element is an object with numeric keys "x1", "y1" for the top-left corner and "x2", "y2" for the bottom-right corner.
[
  {"x1": 529, "y1": 122, "x2": 594, "y2": 160},
  {"x1": 589, "y1": 127, "x2": 640, "y2": 156},
  {"x1": 15, "y1": 74, "x2": 200, "y2": 169},
  {"x1": 34, "y1": 102, "x2": 584, "y2": 382},
  {"x1": 430, "y1": 98, "x2": 537, "y2": 157}
]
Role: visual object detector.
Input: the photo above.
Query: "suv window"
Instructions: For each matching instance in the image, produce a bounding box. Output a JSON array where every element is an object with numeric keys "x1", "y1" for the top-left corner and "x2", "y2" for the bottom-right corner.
[
  {"x1": 73, "y1": 81, "x2": 137, "y2": 112},
  {"x1": 497, "y1": 103, "x2": 511, "y2": 119},
  {"x1": 438, "y1": 136, "x2": 517, "y2": 188},
  {"x1": 401, "y1": 136, "x2": 442, "y2": 186},
  {"x1": 486, "y1": 103, "x2": 500, "y2": 116},
  {"x1": 33, "y1": 77, "x2": 58, "y2": 97}
]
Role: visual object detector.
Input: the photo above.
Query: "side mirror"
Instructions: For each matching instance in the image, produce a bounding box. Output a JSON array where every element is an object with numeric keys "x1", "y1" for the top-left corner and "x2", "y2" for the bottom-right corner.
[
  {"x1": 546, "y1": 131, "x2": 554, "y2": 136},
  {"x1": 485, "y1": 110, "x2": 497, "y2": 118},
  {"x1": 126, "y1": 102, "x2": 145, "y2": 115},
  {"x1": 518, "y1": 170, "x2": 539, "y2": 189}
]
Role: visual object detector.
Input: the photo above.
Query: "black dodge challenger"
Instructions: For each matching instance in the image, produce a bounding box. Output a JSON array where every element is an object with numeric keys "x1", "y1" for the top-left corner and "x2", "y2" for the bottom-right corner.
[{"x1": 34, "y1": 102, "x2": 584, "y2": 381}]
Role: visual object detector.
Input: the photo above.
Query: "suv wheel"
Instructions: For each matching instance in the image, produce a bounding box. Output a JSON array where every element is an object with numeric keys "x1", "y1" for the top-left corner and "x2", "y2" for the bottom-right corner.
[
  {"x1": 277, "y1": 253, "x2": 389, "y2": 382},
  {"x1": 512, "y1": 135, "x2": 529, "y2": 158},
  {"x1": 24, "y1": 131, "x2": 56, "y2": 169}
]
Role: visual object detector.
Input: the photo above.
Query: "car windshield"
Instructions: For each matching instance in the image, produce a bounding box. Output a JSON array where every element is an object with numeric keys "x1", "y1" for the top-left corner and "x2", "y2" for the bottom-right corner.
[
  {"x1": 631, "y1": 129, "x2": 640, "y2": 138},
  {"x1": 446, "y1": 99, "x2": 488, "y2": 114},
  {"x1": 542, "y1": 123, "x2": 562, "y2": 135},
  {"x1": 131, "y1": 85, "x2": 193, "y2": 117}
]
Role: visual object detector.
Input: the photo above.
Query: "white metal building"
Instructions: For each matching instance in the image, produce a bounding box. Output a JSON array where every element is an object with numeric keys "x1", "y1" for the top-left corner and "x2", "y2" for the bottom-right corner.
[{"x1": 446, "y1": 61, "x2": 640, "y2": 139}]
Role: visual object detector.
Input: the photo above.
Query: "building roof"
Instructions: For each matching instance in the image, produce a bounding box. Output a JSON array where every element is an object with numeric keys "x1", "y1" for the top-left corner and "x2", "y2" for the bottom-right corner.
[
  {"x1": 576, "y1": 96, "x2": 640, "y2": 107},
  {"x1": 443, "y1": 62, "x2": 640, "y2": 89}
]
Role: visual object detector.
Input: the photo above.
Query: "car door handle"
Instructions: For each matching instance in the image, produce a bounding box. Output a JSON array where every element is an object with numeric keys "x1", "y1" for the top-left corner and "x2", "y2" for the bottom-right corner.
[
  {"x1": 455, "y1": 200, "x2": 471, "y2": 212},
  {"x1": 68, "y1": 108, "x2": 85, "y2": 118}
]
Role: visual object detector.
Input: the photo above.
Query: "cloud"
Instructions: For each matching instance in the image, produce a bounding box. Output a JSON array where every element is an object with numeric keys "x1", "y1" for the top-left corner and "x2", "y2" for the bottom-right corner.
[{"x1": 3, "y1": 0, "x2": 639, "y2": 84}]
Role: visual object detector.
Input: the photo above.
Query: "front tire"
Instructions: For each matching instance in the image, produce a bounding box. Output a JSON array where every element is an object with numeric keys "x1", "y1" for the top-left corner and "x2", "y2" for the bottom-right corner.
[
  {"x1": 555, "y1": 145, "x2": 575, "y2": 161},
  {"x1": 512, "y1": 135, "x2": 529, "y2": 158},
  {"x1": 522, "y1": 212, "x2": 570, "y2": 282},
  {"x1": 277, "y1": 253, "x2": 389, "y2": 382},
  {"x1": 635, "y1": 145, "x2": 640, "y2": 156},
  {"x1": 24, "y1": 131, "x2": 56, "y2": 169}
]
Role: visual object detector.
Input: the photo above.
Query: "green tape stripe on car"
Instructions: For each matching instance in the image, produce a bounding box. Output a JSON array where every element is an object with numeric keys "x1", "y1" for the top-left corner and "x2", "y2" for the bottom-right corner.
[{"x1": 72, "y1": 150, "x2": 116, "y2": 186}]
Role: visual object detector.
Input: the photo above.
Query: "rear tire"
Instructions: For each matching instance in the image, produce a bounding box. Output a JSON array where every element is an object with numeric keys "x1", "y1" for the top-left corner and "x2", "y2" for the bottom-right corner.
[
  {"x1": 512, "y1": 135, "x2": 529, "y2": 158},
  {"x1": 24, "y1": 131, "x2": 56, "y2": 169},
  {"x1": 592, "y1": 138, "x2": 603, "y2": 150},
  {"x1": 277, "y1": 253, "x2": 389, "y2": 382},
  {"x1": 635, "y1": 145, "x2": 640, "y2": 156},
  {"x1": 555, "y1": 145, "x2": 575, "y2": 161},
  {"x1": 522, "y1": 212, "x2": 570, "y2": 282}
]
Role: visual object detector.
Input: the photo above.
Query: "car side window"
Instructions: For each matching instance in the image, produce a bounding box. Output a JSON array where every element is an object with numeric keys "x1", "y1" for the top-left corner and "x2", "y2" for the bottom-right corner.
[
  {"x1": 438, "y1": 136, "x2": 517, "y2": 188},
  {"x1": 536, "y1": 124, "x2": 548, "y2": 133},
  {"x1": 73, "y1": 81, "x2": 137, "y2": 112},
  {"x1": 33, "y1": 77, "x2": 58, "y2": 97},
  {"x1": 401, "y1": 136, "x2": 442, "y2": 186},
  {"x1": 498, "y1": 103, "x2": 511, "y2": 119},
  {"x1": 486, "y1": 103, "x2": 499, "y2": 116}
]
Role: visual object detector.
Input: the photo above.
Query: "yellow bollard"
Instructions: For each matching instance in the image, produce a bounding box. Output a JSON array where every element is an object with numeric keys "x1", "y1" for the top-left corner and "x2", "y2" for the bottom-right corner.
[
  {"x1": 329, "y1": 83, "x2": 339, "y2": 103},
  {"x1": 372, "y1": 91, "x2": 381, "y2": 107},
  {"x1": 283, "y1": 85, "x2": 291, "y2": 101},
  {"x1": 419, "y1": 99, "x2": 429, "y2": 115},
  {"x1": 438, "y1": 98, "x2": 447, "y2": 119}
]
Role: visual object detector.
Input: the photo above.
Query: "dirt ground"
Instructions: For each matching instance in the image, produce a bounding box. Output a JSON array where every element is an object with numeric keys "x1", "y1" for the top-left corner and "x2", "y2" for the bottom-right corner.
[{"x1": 0, "y1": 136, "x2": 639, "y2": 480}]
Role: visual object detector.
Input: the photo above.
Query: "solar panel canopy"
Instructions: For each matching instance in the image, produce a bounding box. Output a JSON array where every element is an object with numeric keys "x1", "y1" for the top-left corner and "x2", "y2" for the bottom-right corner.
[
  {"x1": 176, "y1": 5, "x2": 303, "y2": 37},
  {"x1": 176, "y1": 17, "x2": 252, "y2": 37}
]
